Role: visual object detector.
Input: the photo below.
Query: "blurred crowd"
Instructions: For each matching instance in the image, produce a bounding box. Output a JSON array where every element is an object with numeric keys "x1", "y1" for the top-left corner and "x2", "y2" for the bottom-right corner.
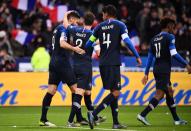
[{"x1": 0, "y1": 0, "x2": 191, "y2": 71}]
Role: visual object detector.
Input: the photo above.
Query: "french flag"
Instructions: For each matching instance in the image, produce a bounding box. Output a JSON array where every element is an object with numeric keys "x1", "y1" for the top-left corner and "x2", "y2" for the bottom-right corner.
[
  {"x1": 11, "y1": 0, "x2": 36, "y2": 11},
  {"x1": 11, "y1": 29, "x2": 35, "y2": 45},
  {"x1": 39, "y1": 0, "x2": 52, "y2": 7},
  {"x1": 43, "y1": 5, "x2": 68, "y2": 23}
]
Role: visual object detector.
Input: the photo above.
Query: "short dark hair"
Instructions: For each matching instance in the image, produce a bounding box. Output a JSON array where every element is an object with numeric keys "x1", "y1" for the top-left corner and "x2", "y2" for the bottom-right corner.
[
  {"x1": 84, "y1": 12, "x2": 95, "y2": 26},
  {"x1": 160, "y1": 18, "x2": 176, "y2": 29},
  {"x1": 102, "y1": 5, "x2": 117, "y2": 17},
  {"x1": 67, "y1": 11, "x2": 80, "y2": 20}
]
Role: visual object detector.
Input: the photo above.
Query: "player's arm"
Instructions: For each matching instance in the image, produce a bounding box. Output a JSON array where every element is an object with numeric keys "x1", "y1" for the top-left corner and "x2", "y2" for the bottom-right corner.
[
  {"x1": 168, "y1": 35, "x2": 191, "y2": 73},
  {"x1": 142, "y1": 47, "x2": 154, "y2": 85},
  {"x1": 63, "y1": 11, "x2": 73, "y2": 29},
  {"x1": 60, "y1": 31, "x2": 85, "y2": 55},
  {"x1": 85, "y1": 26, "x2": 99, "y2": 48},
  {"x1": 120, "y1": 23, "x2": 142, "y2": 66},
  {"x1": 93, "y1": 43, "x2": 100, "y2": 57}
]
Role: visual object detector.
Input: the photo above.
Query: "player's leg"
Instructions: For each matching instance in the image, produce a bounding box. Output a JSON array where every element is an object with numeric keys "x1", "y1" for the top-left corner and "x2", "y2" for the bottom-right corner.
[
  {"x1": 93, "y1": 66, "x2": 117, "y2": 116},
  {"x1": 165, "y1": 86, "x2": 187, "y2": 125},
  {"x1": 84, "y1": 86, "x2": 106, "y2": 124},
  {"x1": 137, "y1": 73, "x2": 165, "y2": 125},
  {"x1": 69, "y1": 66, "x2": 89, "y2": 125},
  {"x1": 87, "y1": 66, "x2": 121, "y2": 129},
  {"x1": 84, "y1": 90, "x2": 94, "y2": 112},
  {"x1": 87, "y1": 91, "x2": 116, "y2": 129},
  {"x1": 68, "y1": 84, "x2": 84, "y2": 127},
  {"x1": 141, "y1": 89, "x2": 164, "y2": 116},
  {"x1": 59, "y1": 67, "x2": 80, "y2": 127},
  {"x1": 110, "y1": 89, "x2": 126, "y2": 129},
  {"x1": 39, "y1": 70, "x2": 59, "y2": 127},
  {"x1": 40, "y1": 84, "x2": 57, "y2": 123},
  {"x1": 137, "y1": 89, "x2": 164, "y2": 125}
]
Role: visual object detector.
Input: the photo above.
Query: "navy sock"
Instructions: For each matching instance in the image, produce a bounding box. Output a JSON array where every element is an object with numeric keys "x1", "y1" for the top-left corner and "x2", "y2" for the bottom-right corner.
[
  {"x1": 141, "y1": 98, "x2": 159, "y2": 117},
  {"x1": 72, "y1": 93, "x2": 75, "y2": 102},
  {"x1": 84, "y1": 94, "x2": 94, "y2": 111},
  {"x1": 40, "y1": 93, "x2": 53, "y2": 122},
  {"x1": 93, "y1": 93, "x2": 115, "y2": 119},
  {"x1": 110, "y1": 98, "x2": 119, "y2": 124},
  {"x1": 166, "y1": 96, "x2": 179, "y2": 121},
  {"x1": 77, "y1": 107, "x2": 83, "y2": 122},
  {"x1": 68, "y1": 94, "x2": 82, "y2": 123},
  {"x1": 68, "y1": 93, "x2": 76, "y2": 123}
]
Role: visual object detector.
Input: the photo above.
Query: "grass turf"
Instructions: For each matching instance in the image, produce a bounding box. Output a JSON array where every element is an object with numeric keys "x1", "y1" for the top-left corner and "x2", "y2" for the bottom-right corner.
[{"x1": 0, "y1": 106, "x2": 190, "y2": 131}]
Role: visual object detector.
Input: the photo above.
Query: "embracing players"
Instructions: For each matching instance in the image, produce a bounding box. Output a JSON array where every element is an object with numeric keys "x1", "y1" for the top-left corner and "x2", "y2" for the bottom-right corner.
[
  {"x1": 137, "y1": 18, "x2": 191, "y2": 125},
  {"x1": 39, "y1": 11, "x2": 85, "y2": 126},
  {"x1": 85, "y1": 5, "x2": 142, "y2": 129}
]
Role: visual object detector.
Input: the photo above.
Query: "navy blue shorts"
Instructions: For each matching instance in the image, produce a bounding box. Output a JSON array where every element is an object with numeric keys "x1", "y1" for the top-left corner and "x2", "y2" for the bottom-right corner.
[
  {"x1": 73, "y1": 64, "x2": 92, "y2": 90},
  {"x1": 99, "y1": 65, "x2": 121, "y2": 90},
  {"x1": 154, "y1": 73, "x2": 171, "y2": 91},
  {"x1": 48, "y1": 60, "x2": 77, "y2": 87}
]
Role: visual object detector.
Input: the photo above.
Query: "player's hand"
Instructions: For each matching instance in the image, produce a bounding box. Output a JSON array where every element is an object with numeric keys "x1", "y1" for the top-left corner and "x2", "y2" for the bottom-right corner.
[
  {"x1": 142, "y1": 75, "x2": 148, "y2": 85},
  {"x1": 186, "y1": 64, "x2": 191, "y2": 74},
  {"x1": 73, "y1": 46, "x2": 85, "y2": 55},
  {"x1": 136, "y1": 57, "x2": 142, "y2": 67}
]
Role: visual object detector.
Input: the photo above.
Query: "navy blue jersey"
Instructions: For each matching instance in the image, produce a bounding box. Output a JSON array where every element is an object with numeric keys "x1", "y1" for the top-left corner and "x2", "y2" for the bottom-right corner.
[
  {"x1": 68, "y1": 26, "x2": 93, "y2": 66},
  {"x1": 86, "y1": 19, "x2": 139, "y2": 66},
  {"x1": 51, "y1": 24, "x2": 71, "y2": 67},
  {"x1": 150, "y1": 32, "x2": 172, "y2": 73},
  {"x1": 145, "y1": 31, "x2": 188, "y2": 75}
]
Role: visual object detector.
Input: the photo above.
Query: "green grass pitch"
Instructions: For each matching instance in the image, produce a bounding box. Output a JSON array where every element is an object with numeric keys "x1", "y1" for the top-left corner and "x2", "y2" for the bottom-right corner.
[{"x1": 0, "y1": 106, "x2": 190, "y2": 131}]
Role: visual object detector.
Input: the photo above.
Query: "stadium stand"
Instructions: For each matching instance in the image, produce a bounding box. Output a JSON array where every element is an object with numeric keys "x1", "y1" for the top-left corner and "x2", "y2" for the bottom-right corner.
[{"x1": 0, "y1": 0, "x2": 190, "y2": 71}]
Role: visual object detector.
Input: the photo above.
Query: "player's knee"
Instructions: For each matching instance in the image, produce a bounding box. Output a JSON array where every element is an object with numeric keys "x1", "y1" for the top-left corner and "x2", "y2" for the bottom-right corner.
[
  {"x1": 168, "y1": 88, "x2": 174, "y2": 97},
  {"x1": 84, "y1": 90, "x2": 91, "y2": 95},
  {"x1": 154, "y1": 92, "x2": 164, "y2": 100},
  {"x1": 112, "y1": 90, "x2": 120, "y2": 98},
  {"x1": 47, "y1": 86, "x2": 57, "y2": 95},
  {"x1": 70, "y1": 84, "x2": 77, "y2": 93},
  {"x1": 75, "y1": 88, "x2": 85, "y2": 96}
]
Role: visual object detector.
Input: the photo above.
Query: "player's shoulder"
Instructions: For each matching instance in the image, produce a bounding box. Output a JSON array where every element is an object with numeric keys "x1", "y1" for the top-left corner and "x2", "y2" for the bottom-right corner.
[
  {"x1": 111, "y1": 19, "x2": 125, "y2": 26},
  {"x1": 160, "y1": 31, "x2": 175, "y2": 38},
  {"x1": 95, "y1": 19, "x2": 126, "y2": 30},
  {"x1": 84, "y1": 28, "x2": 93, "y2": 35},
  {"x1": 55, "y1": 24, "x2": 67, "y2": 32},
  {"x1": 57, "y1": 24, "x2": 66, "y2": 30}
]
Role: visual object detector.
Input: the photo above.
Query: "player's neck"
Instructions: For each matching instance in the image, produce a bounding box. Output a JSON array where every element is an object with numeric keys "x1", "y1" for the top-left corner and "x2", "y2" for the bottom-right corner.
[
  {"x1": 84, "y1": 25, "x2": 92, "y2": 30},
  {"x1": 161, "y1": 28, "x2": 169, "y2": 33},
  {"x1": 106, "y1": 16, "x2": 115, "y2": 21}
]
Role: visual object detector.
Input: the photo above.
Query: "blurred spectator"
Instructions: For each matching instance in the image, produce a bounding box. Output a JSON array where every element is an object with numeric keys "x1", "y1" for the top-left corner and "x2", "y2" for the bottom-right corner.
[
  {"x1": 0, "y1": 46, "x2": 16, "y2": 71},
  {"x1": 146, "y1": 8, "x2": 160, "y2": 39},
  {"x1": 31, "y1": 36, "x2": 50, "y2": 72},
  {"x1": 0, "y1": 30, "x2": 13, "y2": 55},
  {"x1": 0, "y1": 0, "x2": 190, "y2": 59}
]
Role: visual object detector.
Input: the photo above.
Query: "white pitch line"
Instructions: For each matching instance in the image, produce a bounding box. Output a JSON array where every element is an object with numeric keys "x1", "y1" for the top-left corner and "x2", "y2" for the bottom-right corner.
[{"x1": 10, "y1": 125, "x2": 137, "y2": 131}]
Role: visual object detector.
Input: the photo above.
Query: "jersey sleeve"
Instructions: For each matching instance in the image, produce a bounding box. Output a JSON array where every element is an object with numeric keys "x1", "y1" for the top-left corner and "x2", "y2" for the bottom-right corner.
[
  {"x1": 59, "y1": 27, "x2": 68, "y2": 42},
  {"x1": 145, "y1": 46, "x2": 154, "y2": 75},
  {"x1": 168, "y1": 34, "x2": 177, "y2": 56},
  {"x1": 85, "y1": 25, "x2": 99, "y2": 48},
  {"x1": 168, "y1": 34, "x2": 188, "y2": 67},
  {"x1": 120, "y1": 22, "x2": 140, "y2": 58},
  {"x1": 67, "y1": 25, "x2": 77, "y2": 35}
]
